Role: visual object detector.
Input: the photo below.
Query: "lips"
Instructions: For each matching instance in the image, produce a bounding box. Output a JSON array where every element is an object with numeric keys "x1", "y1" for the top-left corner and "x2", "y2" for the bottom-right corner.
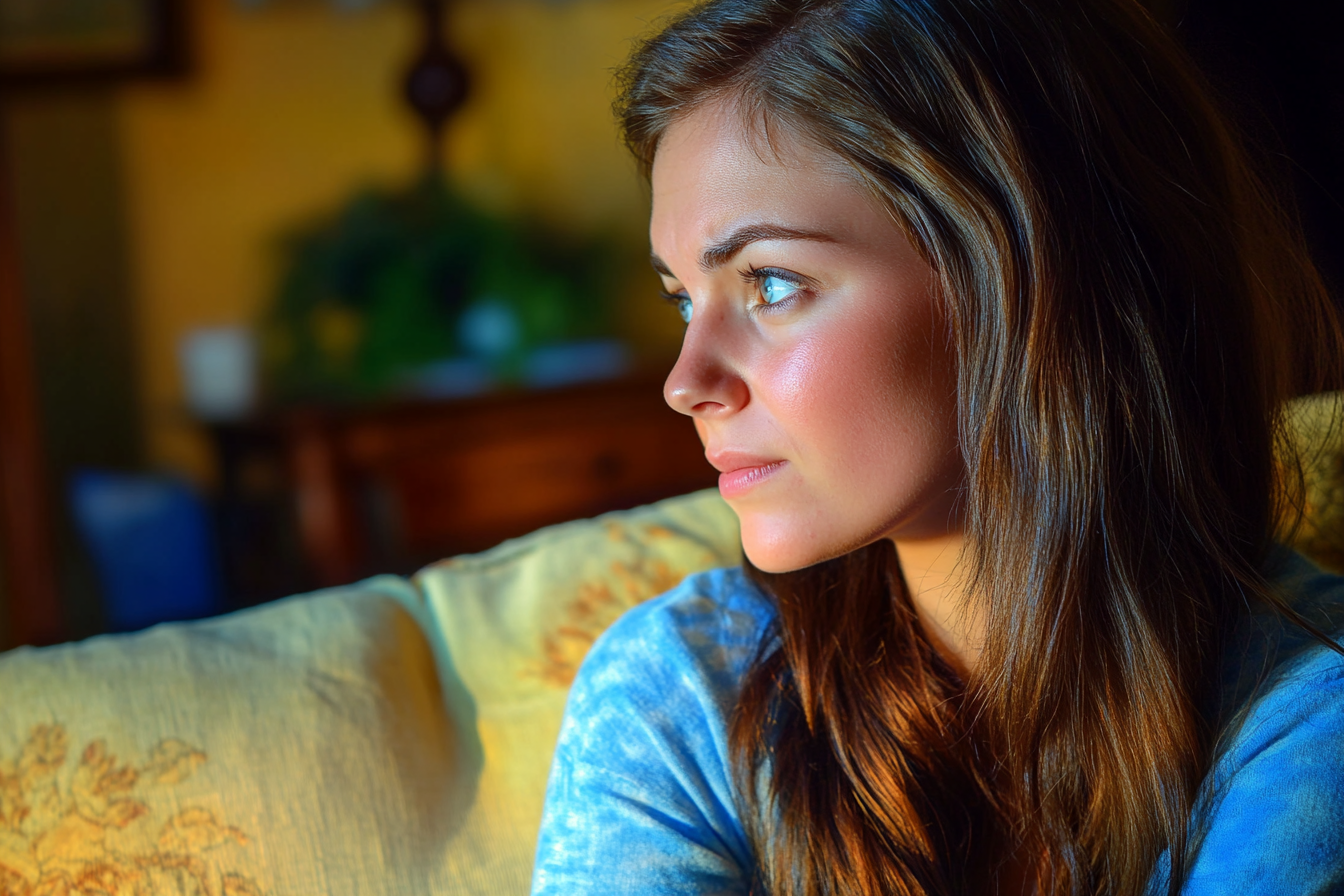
[{"x1": 707, "y1": 450, "x2": 787, "y2": 499}]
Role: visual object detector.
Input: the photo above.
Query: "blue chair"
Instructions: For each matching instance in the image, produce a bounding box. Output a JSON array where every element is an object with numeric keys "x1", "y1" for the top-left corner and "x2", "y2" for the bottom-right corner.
[{"x1": 69, "y1": 470, "x2": 223, "y2": 632}]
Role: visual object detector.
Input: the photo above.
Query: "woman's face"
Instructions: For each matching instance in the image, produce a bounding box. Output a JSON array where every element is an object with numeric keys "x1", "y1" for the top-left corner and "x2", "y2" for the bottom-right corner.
[{"x1": 651, "y1": 100, "x2": 964, "y2": 573}]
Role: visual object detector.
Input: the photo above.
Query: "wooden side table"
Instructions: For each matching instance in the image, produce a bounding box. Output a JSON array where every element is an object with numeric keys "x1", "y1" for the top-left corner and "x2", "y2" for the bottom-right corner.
[{"x1": 211, "y1": 374, "x2": 719, "y2": 590}]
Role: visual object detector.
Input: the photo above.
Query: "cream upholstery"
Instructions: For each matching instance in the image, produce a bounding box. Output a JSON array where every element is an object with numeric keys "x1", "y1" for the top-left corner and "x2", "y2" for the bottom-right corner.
[{"x1": 0, "y1": 490, "x2": 739, "y2": 896}]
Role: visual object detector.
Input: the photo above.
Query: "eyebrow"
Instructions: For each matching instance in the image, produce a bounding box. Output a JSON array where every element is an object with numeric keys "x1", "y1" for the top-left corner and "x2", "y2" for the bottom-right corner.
[{"x1": 649, "y1": 223, "x2": 838, "y2": 279}]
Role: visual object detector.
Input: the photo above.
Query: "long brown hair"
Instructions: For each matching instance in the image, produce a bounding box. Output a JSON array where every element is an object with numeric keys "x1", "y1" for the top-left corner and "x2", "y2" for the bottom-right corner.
[{"x1": 617, "y1": 1, "x2": 1343, "y2": 893}]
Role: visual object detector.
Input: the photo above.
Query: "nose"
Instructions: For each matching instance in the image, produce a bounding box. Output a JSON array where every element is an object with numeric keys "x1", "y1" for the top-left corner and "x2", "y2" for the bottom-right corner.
[{"x1": 663, "y1": 317, "x2": 749, "y2": 419}]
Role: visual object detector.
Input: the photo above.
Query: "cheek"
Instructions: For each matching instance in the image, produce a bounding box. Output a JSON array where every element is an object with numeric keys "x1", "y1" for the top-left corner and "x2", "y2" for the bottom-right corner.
[
  {"x1": 768, "y1": 329, "x2": 876, "y2": 448},
  {"x1": 761, "y1": 309, "x2": 955, "y2": 475}
]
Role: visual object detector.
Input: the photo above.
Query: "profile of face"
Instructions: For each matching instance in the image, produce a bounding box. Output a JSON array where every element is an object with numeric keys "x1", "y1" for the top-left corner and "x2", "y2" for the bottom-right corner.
[{"x1": 651, "y1": 100, "x2": 965, "y2": 573}]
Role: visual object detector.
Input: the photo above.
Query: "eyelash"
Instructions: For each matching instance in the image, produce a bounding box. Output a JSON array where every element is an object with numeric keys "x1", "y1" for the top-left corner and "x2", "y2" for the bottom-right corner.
[
  {"x1": 659, "y1": 289, "x2": 693, "y2": 324},
  {"x1": 740, "y1": 265, "x2": 806, "y2": 313},
  {"x1": 658, "y1": 266, "x2": 809, "y2": 323}
]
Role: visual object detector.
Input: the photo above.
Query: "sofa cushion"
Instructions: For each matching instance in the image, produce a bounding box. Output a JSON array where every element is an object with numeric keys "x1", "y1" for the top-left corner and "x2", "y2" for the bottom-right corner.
[
  {"x1": 1282, "y1": 391, "x2": 1344, "y2": 573},
  {"x1": 0, "y1": 576, "x2": 451, "y2": 896},
  {"x1": 0, "y1": 488, "x2": 741, "y2": 896},
  {"x1": 410, "y1": 487, "x2": 742, "y2": 894}
]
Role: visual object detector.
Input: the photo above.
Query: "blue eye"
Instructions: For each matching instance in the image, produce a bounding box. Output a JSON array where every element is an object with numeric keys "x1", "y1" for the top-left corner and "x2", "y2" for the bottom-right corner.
[
  {"x1": 660, "y1": 290, "x2": 693, "y2": 323},
  {"x1": 760, "y1": 274, "x2": 798, "y2": 306}
]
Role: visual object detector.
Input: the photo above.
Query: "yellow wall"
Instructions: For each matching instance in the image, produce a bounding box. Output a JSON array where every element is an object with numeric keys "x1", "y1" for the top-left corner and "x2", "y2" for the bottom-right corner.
[{"x1": 116, "y1": 0, "x2": 690, "y2": 480}]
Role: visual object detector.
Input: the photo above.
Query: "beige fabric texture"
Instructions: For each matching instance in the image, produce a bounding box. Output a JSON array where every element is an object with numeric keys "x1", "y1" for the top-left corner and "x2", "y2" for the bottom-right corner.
[{"x1": 0, "y1": 489, "x2": 740, "y2": 896}]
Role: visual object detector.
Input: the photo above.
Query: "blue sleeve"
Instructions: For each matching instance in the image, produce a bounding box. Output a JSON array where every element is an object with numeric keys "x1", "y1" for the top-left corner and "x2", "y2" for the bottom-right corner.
[
  {"x1": 1179, "y1": 658, "x2": 1344, "y2": 894},
  {"x1": 530, "y1": 571, "x2": 770, "y2": 896}
]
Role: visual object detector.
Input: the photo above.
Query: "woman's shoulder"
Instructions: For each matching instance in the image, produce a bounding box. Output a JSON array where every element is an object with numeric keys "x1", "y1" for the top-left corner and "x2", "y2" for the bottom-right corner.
[
  {"x1": 1182, "y1": 551, "x2": 1344, "y2": 890},
  {"x1": 1216, "y1": 549, "x2": 1344, "y2": 740},
  {"x1": 1274, "y1": 548, "x2": 1344, "y2": 618},
  {"x1": 534, "y1": 567, "x2": 771, "y2": 895},
  {"x1": 575, "y1": 566, "x2": 778, "y2": 709},
  {"x1": 607, "y1": 564, "x2": 777, "y2": 637},
  {"x1": 1226, "y1": 547, "x2": 1344, "y2": 735},
  {"x1": 1232, "y1": 548, "x2": 1344, "y2": 699}
]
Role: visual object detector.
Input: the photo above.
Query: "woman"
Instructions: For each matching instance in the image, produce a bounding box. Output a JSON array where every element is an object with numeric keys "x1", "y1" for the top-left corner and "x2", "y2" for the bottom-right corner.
[{"x1": 533, "y1": 0, "x2": 1344, "y2": 893}]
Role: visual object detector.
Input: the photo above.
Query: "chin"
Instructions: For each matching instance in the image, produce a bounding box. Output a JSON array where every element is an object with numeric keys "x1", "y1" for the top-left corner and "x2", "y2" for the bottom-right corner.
[{"x1": 736, "y1": 512, "x2": 856, "y2": 574}]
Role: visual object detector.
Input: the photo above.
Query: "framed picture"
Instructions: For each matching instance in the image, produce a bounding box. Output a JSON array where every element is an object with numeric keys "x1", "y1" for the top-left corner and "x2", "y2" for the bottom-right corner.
[{"x1": 0, "y1": 0, "x2": 185, "y2": 85}]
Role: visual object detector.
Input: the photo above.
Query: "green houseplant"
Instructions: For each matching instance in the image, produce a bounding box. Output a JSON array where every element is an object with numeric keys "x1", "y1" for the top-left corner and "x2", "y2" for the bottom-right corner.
[{"x1": 262, "y1": 177, "x2": 618, "y2": 405}]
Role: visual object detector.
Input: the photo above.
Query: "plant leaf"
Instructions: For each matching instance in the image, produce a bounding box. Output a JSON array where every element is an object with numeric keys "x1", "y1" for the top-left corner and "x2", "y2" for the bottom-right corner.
[
  {"x1": 18, "y1": 726, "x2": 67, "y2": 784},
  {"x1": 142, "y1": 740, "x2": 207, "y2": 786},
  {"x1": 33, "y1": 812, "x2": 105, "y2": 867},
  {"x1": 223, "y1": 872, "x2": 267, "y2": 896},
  {"x1": 0, "y1": 778, "x2": 29, "y2": 833},
  {"x1": 100, "y1": 799, "x2": 149, "y2": 829},
  {"x1": 158, "y1": 808, "x2": 249, "y2": 854},
  {"x1": 139, "y1": 853, "x2": 211, "y2": 896},
  {"x1": 0, "y1": 828, "x2": 38, "y2": 884},
  {"x1": 72, "y1": 741, "x2": 139, "y2": 824},
  {"x1": 69, "y1": 860, "x2": 141, "y2": 896},
  {"x1": 31, "y1": 873, "x2": 73, "y2": 896}
]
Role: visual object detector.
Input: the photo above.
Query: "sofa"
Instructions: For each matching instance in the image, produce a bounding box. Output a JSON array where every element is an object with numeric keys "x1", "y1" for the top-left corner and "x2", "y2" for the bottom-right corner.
[{"x1": 0, "y1": 393, "x2": 1338, "y2": 896}]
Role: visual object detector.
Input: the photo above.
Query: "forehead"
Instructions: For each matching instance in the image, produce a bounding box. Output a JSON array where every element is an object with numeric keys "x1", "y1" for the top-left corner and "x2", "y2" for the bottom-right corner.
[{"x1": 649, "y1": 100, "x2": 878, "y2": 260}]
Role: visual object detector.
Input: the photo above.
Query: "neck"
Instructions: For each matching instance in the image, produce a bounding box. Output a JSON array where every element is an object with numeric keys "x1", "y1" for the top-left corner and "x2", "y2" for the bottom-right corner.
[{"x1": 892, "y1": 531, "x2": 980, "y2": 678}]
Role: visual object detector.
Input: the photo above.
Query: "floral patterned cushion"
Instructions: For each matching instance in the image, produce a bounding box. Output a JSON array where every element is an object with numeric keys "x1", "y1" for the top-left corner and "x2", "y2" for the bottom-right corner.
[
  {"x1": 0, "y1": 574, "x2": 447, "y2": 896},
  {"x1": 0, "y1": 488, "x2": 741, "y2": 896},
  {"x1": 1281, "y1": 391, "x2": 1344, "y2": 573}
]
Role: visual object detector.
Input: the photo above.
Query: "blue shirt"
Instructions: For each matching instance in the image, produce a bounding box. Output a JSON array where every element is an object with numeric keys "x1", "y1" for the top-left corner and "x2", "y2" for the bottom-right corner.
[{"x1": 532, "y1": 551, "x2": 1344, "y2": 894}]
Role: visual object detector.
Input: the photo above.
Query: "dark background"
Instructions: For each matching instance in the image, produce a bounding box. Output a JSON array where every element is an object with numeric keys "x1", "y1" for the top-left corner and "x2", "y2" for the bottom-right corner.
[{"x1": 1177, "y1": 0, "x2": 1344, "y2": 304}]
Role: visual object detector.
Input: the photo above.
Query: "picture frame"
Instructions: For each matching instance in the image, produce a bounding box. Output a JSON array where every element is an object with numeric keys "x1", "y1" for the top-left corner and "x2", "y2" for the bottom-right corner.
[{"x1": 0, "y1": 0, "x2": 185, "y2": 86}]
